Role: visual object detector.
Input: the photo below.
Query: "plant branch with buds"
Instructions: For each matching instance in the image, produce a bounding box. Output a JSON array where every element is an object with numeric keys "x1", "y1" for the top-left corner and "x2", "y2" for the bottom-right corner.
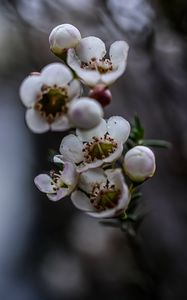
[{"x1": 20, "y1": 23, "x2": 169, "y2": 235}]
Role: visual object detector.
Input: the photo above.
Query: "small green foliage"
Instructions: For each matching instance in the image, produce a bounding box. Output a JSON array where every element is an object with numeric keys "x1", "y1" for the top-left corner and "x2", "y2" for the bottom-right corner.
[
  {"x1": 125, "y1": 115, "x2": 171, "y2": 151},
  {"x1": 138, "y1": 139, "x2": 171, "y2": 149},
  {"x1": 48, "y1": 149, "x2": 58, "y2": 162},
  {"x1": 48, "y1": 150, "x2": 64, "y2": 171},
  {"x1": 125, "y1": 115, "x2": 144, "y2": 150}
]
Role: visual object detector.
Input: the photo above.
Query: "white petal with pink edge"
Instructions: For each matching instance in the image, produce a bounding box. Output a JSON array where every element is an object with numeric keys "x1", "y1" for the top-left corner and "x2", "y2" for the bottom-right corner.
[
  {"x1": 25, "y1": 109, "x2": 50, "y2": 133},
  {"x1": 60, "y1": 134, "x2": 84, "y2": 164},
  {"x1": 41, "y1": 63, "x2": 73, "y2": 87},
  {"x1": 75, "y1": 36, "x2": 106, "y2": 63},
  {"x1": 20, "y1": 75, "x2": 43, "y2": 107}
]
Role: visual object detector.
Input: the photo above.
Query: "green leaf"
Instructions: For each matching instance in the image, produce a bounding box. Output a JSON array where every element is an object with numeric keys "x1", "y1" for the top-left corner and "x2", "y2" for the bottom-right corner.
[
  {"x1": 48, "y1": 149, "x2": 58, "y2": 163},
  {"x1": 138, "y1": 139, "x2": 172, "y2": 149},
  {"x1": 133, "y1": 115, "x2": 144, "y2": 139},
  {"x1": 127, "y1": 115, "x2": 145, "y2": 146}
]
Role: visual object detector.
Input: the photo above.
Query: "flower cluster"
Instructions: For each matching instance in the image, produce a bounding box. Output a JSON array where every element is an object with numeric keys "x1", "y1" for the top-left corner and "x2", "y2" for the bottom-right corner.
[{"x1": 20, "y1": 23, "x2": 157, "y2": 220}]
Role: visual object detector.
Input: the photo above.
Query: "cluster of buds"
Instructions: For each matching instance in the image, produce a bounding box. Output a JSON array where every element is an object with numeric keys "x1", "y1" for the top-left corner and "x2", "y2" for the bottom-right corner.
[{"x1": 20, "y1": 23, "x2": 157, "y2": 220}]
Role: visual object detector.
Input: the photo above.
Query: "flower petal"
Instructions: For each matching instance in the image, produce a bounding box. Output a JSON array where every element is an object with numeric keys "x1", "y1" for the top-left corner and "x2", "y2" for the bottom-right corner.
[
  {"x1": 51, "y1": 115, "x2": 71, "y2": 131},
  {"x1": 77, "y1": 160, "x2": 103, "y2": 173},
  {"x1": 67, "y1": 79, "x2": 82, "y2": 100},
  {"x1": 107, "y1": 116, "x2": 130, "y2": 143},
  {"x1": 67, "y1": 49, "x2": 101, "y2": 86},
  {"x1": 71, "y1": 190, "x2": 94, "y2": 212},
  {"x1": 75, "y1": 36, "x2": 106, "y2": 63},
  {"x1": 87, "y1": 208, "x2": 118, "y2": 218},
  {"x1": 74, "y1": 68, "x2": 101, "y2": 87},
  {"x1": 78, "y1": 168, "x2": 106, "y2": 194},
  {"x1": 59, "y1": 134, "x2": 84, "y2": 164},
  {"x1": 61, "y1": 161, "x2": 78, "y2": 187},
  {"x1": 101, "y1": 65, "x2": 126, "y2": 85},
  {"x1": 105, "y1": 168, "x2": 124, "y2": 188},
  {"x1": 20, "y1": 75, "x2": 43, "y2": 107},
  {"x1": 53, "y1": 155, "x2": 64, "y2": 164},
  {"x1": 25, "y1": 109, "x2": 50, "y2": 133},
  {"x1": 100, "y1": 41, "x2": 129, "y2": 85},
  {"x1": 41, "y1": 63, "x2": 73, "y2": 87},
  {"x1": 109, "y1": 41, "x2": 129, "y2": 69},
  {"x1": 34, "y1": 174, "x2": 54, "y2": 193},
  {"x1": 47, "y1": 188, "x2": 69, "y2": 201},
  {"x1": 76, "y1": 118, "x2": 107, "y2": 142},
  {"x1": 117, "y1": 185, "x2": 130, "y2": 212}
]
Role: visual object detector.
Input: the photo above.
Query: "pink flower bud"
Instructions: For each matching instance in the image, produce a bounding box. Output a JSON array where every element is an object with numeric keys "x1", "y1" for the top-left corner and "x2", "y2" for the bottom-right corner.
[
  {"x1": 49, "y1": 24, "x2": 81, "y2": 55},
  {"x1": 68, "y1": 97, "x2": 103, "y2": 129},
  {"x1": 89, "y1": 84, "x2": 112, "y2": 107},
  {"x1": 124, "y1": 146, "x2": 156, "y2": 182}
]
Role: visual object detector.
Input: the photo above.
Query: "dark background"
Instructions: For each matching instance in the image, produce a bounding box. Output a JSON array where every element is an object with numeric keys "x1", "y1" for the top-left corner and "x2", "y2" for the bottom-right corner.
[{"x1": 0, "y1": 0, "x2": 187, "y2": 299}]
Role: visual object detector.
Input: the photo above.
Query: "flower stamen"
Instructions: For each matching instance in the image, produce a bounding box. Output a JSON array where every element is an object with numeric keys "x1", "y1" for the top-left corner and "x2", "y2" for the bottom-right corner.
[
  {"x1": 49, "y1": 170, "x2": 68, "y2": 191},
  {"x1": 81, "y1": 57, "x2": 113, "y2": 74},
  {"x1": 35, "y1": 86, "x2": 69, "y2": 123},
  {"x1": 82, "y1": 135, "x2": 118, "y2": 163},
  {"x1": 90, "y1": 183, "x2": 121, "y2": 211}
]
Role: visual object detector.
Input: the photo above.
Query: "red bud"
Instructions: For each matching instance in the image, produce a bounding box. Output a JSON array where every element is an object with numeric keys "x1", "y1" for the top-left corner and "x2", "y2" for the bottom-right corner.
[{"x1": 89, "y1": 84, "x2": 112, "y2": 107}]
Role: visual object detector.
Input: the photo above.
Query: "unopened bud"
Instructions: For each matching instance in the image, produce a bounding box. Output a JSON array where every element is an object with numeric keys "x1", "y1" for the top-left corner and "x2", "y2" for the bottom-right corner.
[
  {"x1": 124, "y1": 146, "x2": 156, "y2": 182},
  {"x1": 68, "y1": 97, "x2": 103, "y2": 129},
  {"x1": 89, "y1": 84, "x2": 112, "y2": 107},
  {"x1": 30, "y1": 72, "x2": 40, "y2": 76},
  {"x1": 49, "y1": 24, "x2": 81, "y2": 56}
]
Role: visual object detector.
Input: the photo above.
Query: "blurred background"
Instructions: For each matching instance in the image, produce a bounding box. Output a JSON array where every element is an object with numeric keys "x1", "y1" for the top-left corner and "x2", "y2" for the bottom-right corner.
[{"x1": 0, "y1": 0, "x2": 187, "y2": 299}]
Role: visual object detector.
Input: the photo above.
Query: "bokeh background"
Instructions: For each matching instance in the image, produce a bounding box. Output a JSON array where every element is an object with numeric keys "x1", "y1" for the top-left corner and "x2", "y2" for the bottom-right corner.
[{"x1": 0, "y1": 0, "x2": 187, "y2": 299}]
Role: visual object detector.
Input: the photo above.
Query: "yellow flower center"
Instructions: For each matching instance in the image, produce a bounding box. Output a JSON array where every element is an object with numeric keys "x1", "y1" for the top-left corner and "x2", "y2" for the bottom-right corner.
[
  {"x1": 90, "y1": 183, "x2": 121, "y2": 211},
  {"x1": 35, "y1": 86, "x2": 68, "y2": 123},
  {"x1": 81, "y1": 58, "x2": 113, "y2": 74},
  {"x1": 82, "y1": 135, "x2": 118, "y2": 163}
]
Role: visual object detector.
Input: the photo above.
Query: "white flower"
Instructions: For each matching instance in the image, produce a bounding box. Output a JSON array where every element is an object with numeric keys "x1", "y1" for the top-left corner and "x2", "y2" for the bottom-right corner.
[
  {"x1": 68, "y1": 97, "x2": 103, "y2": 129},
  {"x1": 20, "y1": 63, "x2": 81, "y2": 133},
  {"x1": 124, "y1": 146, "x2": 156, "y2": 182},
  {"x1": 71, "y1": 168, "x2": 130, "y2": 218},
  {"x1": 49, "y1": 24, "x2": 81, "y2": 55},
  {"x1": 67, "y1": 36, "x2": 129, "y2": 86},
  {"x1": 59, "y1": 116, "x2": 131, "y2": 172},
  {"x1": 34, "y1": 160, "x2": 78, "y2": 201}
]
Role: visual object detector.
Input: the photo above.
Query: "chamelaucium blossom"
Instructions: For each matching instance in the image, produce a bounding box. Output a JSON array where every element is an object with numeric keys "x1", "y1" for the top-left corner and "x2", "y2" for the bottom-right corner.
[
  {"x1": 59, "y1": 116, "x2": 131, "y2": 172},
  {"x1": 71, "y1": 168, "x2": 130, "y2": 218},
  {"x1": 49, "y1": 24, "x2": 81, "y2": 56},
  {"x1": 124, "y1": 146, "x2": 156, "y2": 182},
  {"x1": 68, "y1": 97, "x2": 103, "y2": 129},
  {"x1": 34, "y1": 160, "x2": 78, "y2": 201},
  {"x1": 20, "y1": 62, "x2": 81, "y2": 133},
  {"x1": 67, "y1": 36, "x2": 129, "y2": 86},
  {"x1": 18, "y1": 21, "x2": 162, "y2": 225}
]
